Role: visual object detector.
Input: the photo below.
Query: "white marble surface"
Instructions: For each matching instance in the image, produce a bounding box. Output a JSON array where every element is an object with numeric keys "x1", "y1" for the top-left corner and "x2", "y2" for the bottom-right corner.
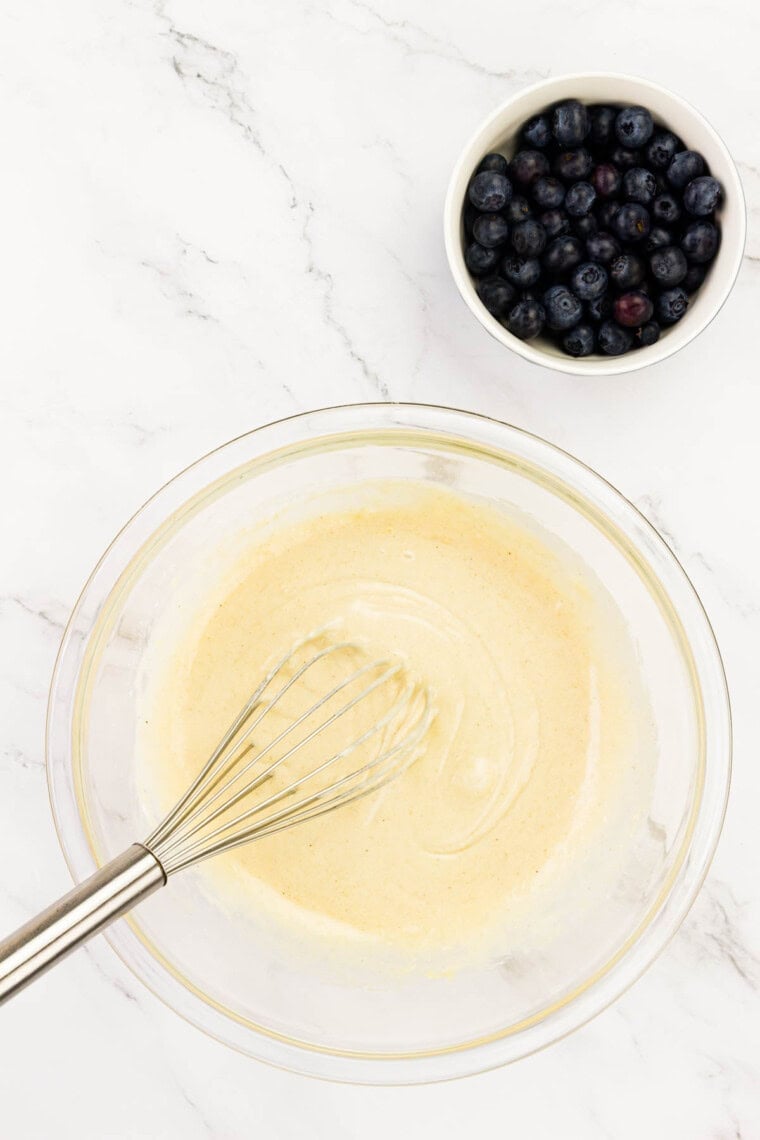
[{"x1": 1, "y1": 0, "x2": 759, "y2": 1134}]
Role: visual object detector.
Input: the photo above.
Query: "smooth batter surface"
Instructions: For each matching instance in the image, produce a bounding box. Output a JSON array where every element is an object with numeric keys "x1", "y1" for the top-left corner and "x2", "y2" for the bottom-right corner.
[{"x1": 140, "y1": 481, "x2": 652, "y2": 956}]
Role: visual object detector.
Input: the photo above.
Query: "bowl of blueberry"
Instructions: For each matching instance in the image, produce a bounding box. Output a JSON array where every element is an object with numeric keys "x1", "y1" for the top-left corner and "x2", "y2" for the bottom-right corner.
[{"x1": 444, "y1": 74, "x2": 745, "y2": 374}]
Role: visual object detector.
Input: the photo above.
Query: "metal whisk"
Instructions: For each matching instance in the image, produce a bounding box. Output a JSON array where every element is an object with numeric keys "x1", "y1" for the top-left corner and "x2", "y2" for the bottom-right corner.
[{"x1": 0, "y1": 634, "x2": 432, "y2": 1004}]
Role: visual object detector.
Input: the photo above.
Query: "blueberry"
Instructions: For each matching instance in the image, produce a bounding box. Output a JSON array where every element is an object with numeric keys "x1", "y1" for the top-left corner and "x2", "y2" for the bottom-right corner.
[
  {"x1": 472, "y1": 213, "x2": 509, "y2": 248},
  {"x1": 571, "y1": 261, "x2": 608, "y2": 301},
  {"x1": 476, "y1": 276, "x2": 516, "y2": 317},
  {"x1": 609, "y1": 252, "x2": 646, "y2": 290},
  {"x1": 634, "y1": 320, "x2": 661, "y2": 347},
  {"x1": 612, "y1": 203, "x2": 651, "y2": 243},
  {"x1": 554, "y1": 148, "x2": 593, "y2": 181},
  {"x1": 596, "y1": 200, "x2": 622, "y2": 230},
  {"x1": 586, "y1": 231, "x2": 621, "y2": 264},
  {"x1": 650, "y1": 245, "x2": 688, "y2": 286},
  {"x1": 572, "y1": 213, "x2": 598, "y2": 239},
  {"x1": 608, "y1": 145, "x2": 641, "y2": 171},
  {"x1": 644, "y1": 226, "x2": 672, "y2": 253},
  {"x1": 652, "y1": 192, "x2": 681, "y2": 226},
  {"x1": 501, "y1": 253, "x2": 542, "y2": 288},
  {"x1": 598, "y1": 320, "x2": 634, "y2": 355},
  {"x1": 511, "y1": 218, "x2": 547, "y2": 257},
  {"x1": 506, "y1": 299, "x2": 545, "y2": 340},
  {"x1": 552, "y1": 100, "x2": 590, "y2": 147},
  {"x1": 587, "y1": 293, "x2": 612, "y2": 323},
  {"x1": 656, "y1": 287, "x2": 689, "y2": 324},
  {"x1": 681, "y1": 221, "x2": 719, "y2": 263},
  {"x1": 561, "y1": 323, "x2": 595, "y2": 357},
  {"x1": 477, "y1": 152, "x2": 509, "y2": 175},
  {"x1": 510, "y1": 150, "x2": 550, "y2": 186},
  {"x1": 667, "y1": 150, "x2": 705, "y2": 189},
  {"x1": 615, "y1": 106, "x2": 654, "y2": 148},
  {"x1": 464, "y1": 241, "x2": 499, "y2": 276},
  {"x1": 543, "y1": 283, "x2": 583, "y2": 330},
  {"x1": 505, "y1": 195, "x2": 533, "y2": 224},
  {"x1": 532, "y1": 176, "x2": 565, "y2": 209},
  {"x1": 683, "y1": 264, "x2": 707, "y2": 292},
  {"x1": 623, "y1": 167, "x2": 657, "y2": 205},
  {"x1": 522, "y1": 114, "x2": 552, "y2": 149},
  {"x1": 645, "y1": 131, "x2": 681, "y2": 170},
  {"x1": 683, "y1": 176, "x2": 722, "y2": 216},
  {"x1": 590, "y1": 105, "x2": 616, "y2": 147},
  {"x1": 539, "y1": 208, "x2": 571, "y2": 238},
  {"x1": 591, "y1": 163, "x2": 622, "y2": 198},
  {"x1": 463, "y1": 204, "x2": 478, "y2": 237},
  {"x1": 613, "y1": 290, "x2": 654, "y2": 327},
  {"x1": 543, "y1": 234, "x2": 584, "y2": 274},
  {"x1": 468, "y1": 171, "x2": 512, "y2": 212},
  {"x1": 565, "y1": 181, "x2": 596, "y2": 217}
]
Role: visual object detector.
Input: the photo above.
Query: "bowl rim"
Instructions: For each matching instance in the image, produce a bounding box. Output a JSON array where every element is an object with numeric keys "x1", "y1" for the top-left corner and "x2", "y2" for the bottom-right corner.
[
  {"x1": 46, "y1": 402, "x2": 732, "y2": 1083},
  {"x1": 443, "y1": 71, "x2": 747, "y2": 377}
]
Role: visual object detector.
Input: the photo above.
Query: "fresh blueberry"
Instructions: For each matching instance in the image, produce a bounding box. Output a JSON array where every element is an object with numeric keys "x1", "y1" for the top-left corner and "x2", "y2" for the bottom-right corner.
[
  {"x1": 539, "y1": 208, "x2": 571, "y2": 239},
  {"x1": 597, "y1": 320, "x2": 634, "y2": 355},
  {"x1": 634, "y1": 320, "x2": 661, "y2": 347},
  {"x1": 615, "y1": 106, "x2": 654, "y2": 148},
  {"x1": 683, "y1": 264, "x2": 707, "y2": 292},
  {"x1": 472, "y1": 213, "x2": 509, "y2": 248},
  {"x1": 565, "y1": 181, "x2": 596, "y2": 217},
  {"x1": 468, "y1": 170, "x2": 512, "y2": 211},
  {"x1": 667, "y1": 150, "x2": 705, "y2": 189},
  {"x1": 542, "y1": 235, "x2": 584, "y2": 274},
  {"x1": 506, "y1": 299, "x2": 545, "y2": 340},
  {"x1": 476, "y1": 276, "x2": 516, "y2": 317},
  {"x1": 510, "y1": 150, "x2": 550, "y2": 186},
  {"x1": 501, "y1": 253, "x2": 542, "y2": 288},
  {"x1": 553, "y1": 148, "x2": 593, "y2": 181},
  {"x1": 591, "y1": 163, "x2": 622, "y2": 198},
  {"x1": 681, "y1": 221, "x2": 719, "y2": 263},
  {"x1": 596, "y1": 200, "x2": 622, "y2": 230},
  {"x1": 543, "y1": 283, "x2": 583, "y2": 330},
  {"x1": 522, "y1": 114, "x2": 552, "y2": 149},
  {"x1": 590, "y1": 105, "x2": 616, "y2": 147},
  {"x1": 656, "y1": 287, "x2": 689, "y2": 324},
  {"x1": 645, "y1": 131, "x2": 681, "y2": 170},
  {"x1": 511, "y1": 218, "x2": 547, "y2": 257},
  {"x1": 613, "y1": 290, "x2": 654, "y2": 327},
  {"x1": 609, "y1": 251, "x2": 646, "y2": 290},
  {"x1": 561, "y1": 323, "x2": 595, "y2": 357},
  {"x1": 608, "y1": 145, "x2": 641, "y2": 171},
  {"x1": 612, "y1": 203, "x2": 651, "y2": 243},
  {"x1": 505, "y1": 195, "x2": 533, "y2": 224},
  {"x1": 586, "y1": 231, "x2": 621, "y2": 264},
  {"x1": 572, "y1": 213, "x2": 598, "y2": 239},
  {"x1": 587, "y1": 293, "x2": 612, "y2": 323},
  {"x1": 463, "y1": 204, "x2": 478, "y2": 237},
  {"x1": 683, "y1": 176, "x2": 723, "y2": 216},
  {"x1": 477, "y1": 152, "x2": 509, "y2": 175},
  {"x1": 571, "y1": 261, "x2": 608, "y2": 301},
  {"x1": 644, "y1": 226, "x2": 672, "y2": 253},
  {"x1": 552, "y1": 100, "x2": 590, "y2": 147},
  {"x1": 652, "y1": 192, "x2": 681, "y2": 225},
  {"x1": 464, "y1": 241, "x2": 499, "y2": 276},
  {"x1": 649, "y1": 245, "x2": 688, "y2": 286},
  {"x1": 532, "y1": 176, "x2": 565, "y2": 209},
  {"x1": 623, "y1": 167, "x2": 657, "y2": 205}
]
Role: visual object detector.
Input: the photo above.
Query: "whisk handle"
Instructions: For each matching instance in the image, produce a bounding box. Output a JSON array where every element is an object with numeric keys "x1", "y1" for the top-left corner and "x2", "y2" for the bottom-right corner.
[{"x1": 0, "y1": 844, "x2": 165, "y2": 1005}]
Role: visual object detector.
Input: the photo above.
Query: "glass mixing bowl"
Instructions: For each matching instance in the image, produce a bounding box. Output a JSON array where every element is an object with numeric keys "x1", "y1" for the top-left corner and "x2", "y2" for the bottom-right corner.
[{"x1": 47, "y1": 404, "x2": 730, "y2": 1083}]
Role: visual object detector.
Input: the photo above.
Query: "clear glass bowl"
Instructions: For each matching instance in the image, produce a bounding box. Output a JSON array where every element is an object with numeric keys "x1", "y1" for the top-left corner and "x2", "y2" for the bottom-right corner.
[{"x1": 47, "y1": 404, "x2": 731, "y2": 1083}]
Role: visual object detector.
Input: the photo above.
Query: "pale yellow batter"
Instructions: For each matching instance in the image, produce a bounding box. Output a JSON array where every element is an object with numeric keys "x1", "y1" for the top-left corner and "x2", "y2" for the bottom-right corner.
[{"x1": 140, "y1": 481, "x2": 652, "y2": 956}]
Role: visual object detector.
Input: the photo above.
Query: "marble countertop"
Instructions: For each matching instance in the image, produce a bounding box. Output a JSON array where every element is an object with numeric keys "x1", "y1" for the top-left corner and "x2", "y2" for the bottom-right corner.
[{"x1": 1, "y1": 0, "x2": 759, "y2": 1135}]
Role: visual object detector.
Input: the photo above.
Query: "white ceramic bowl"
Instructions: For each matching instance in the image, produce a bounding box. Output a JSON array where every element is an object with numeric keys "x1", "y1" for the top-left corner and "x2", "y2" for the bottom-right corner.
[{"x1": 444, "y1": 73, "x2": 746, "y2": 376}]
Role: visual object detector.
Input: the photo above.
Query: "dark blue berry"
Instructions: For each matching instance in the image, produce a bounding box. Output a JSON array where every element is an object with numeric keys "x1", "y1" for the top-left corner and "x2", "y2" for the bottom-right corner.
[
  {"x1": 592, "y1": 163, "x2": 622, "y2": 198},
  {"x1": 590, "y1": 105, "x2": 616, "y2": 147},
  {"x1": 505, "y1": 195, "x2": 532, "y2": 224},
  {"x1": 472, "y1": 214, "x2": 509, "y2": 248},
  {"x1": 615, "y1": 106, "x2": 654, "y2": 148},
  {"x1": 656, "y1": 287, "x2": 689, "y2": 324},
  {"x1": 463, "y1": 204, "x2": 478, "y2": 237},
  {"x1": 572, "y1": 213, "x2": 598, "y2": 239},
  {"x1": 645, "y1": 131, "x2": 681, "y2": 170},
  {"x1": 613, "y1": 290, "x2": 653, "y2": 327},
  {"x1": 681, "y1": 221, "x2": 719, "y2": 263},
  {"x1": 543, "y1": 283, "x2": 583, "y2": 330},
  {"x1": 501, "y1": 253, "x2": 542, "y2": 288},
  {"x1": 652, "y1": 193, "x2": 681, "y2": 225},
  {"x1": 468, "y1": 170, "x2": 512, "y2": 211},
  {"x1": 464, "y1": 241, "x2": 499, "y2": 276},
  {"x1": 609, "y1": 252, "x2": 646, "y2": 290},
  {"x1": 543, "y1": 234, "x2": 583, "y2": 274},
  {"x1": 506, "y1": 299, "x2": 545, "y2": 340},
  {"x1": 511, "y1": 218, "x2": 547, "y2": 257},
  {"x1": 476, "y1": 276, "x2": 516, "y2": 317},
  {"x1": 477, "y1": 153, "x2": 509, "y2": 175},
  {"x1": 510, "y1": 150, "x2": 550, "y2": 186},
  {"x1": 634, "y1": 320, "x2": 661, "y2": 347},
  {"x1": 565, "y1": 181, "x2": 596, "y2": 217},
  {"x1": 552, "y1": 100, "x2": 590, "y2": 147},
  {"x1": 571, "y1": 261, "x2": 608, "y2": 301},
  {"x1": 586, "y1": 231, "x2": 621, "y2": 264},
  {"x1": 532, "y1": 176, "x2": 565, "y2": 209},
  {"x1": 623, "y1": 167, "x2": 657, "y2": 205},
  {"x1": 561, "y1": 323, "x2": 595, "y2": 357},
  {"x1": 608, "y1": 145, "x2": 641, "y2": 171},
  {"x1": 644, "y1": 226, "x2": 672, "y2": 253},
  {"x1": 596, "y1": 200, "x2": 622, "y2": 229},
  {"x1": 598, "y1": 320, "x2": 634, "y2": 355},
  {"x1": 554, "y1": 148, "x2": 593, "y2": 181},
  {"x1": 683, "y1": 264, "x2": 707, "y2": 292},
  {"x1": 667, "y1": 150, "x2": 705, "y2": 189},
  {"x1": 587, "y1": 293, "x2": 612, "y2": 323},
  {"x1": 612, "y1": 203, "x2": 651, "y2": 243},
  {"x1": 522, "y1": 114, "x2": 552, "y2": 149},
  {"x1": 683, "y1": 176, "x2": 722, "y2": 216},
  {"x1": 539, "y1": 208, "x2": 571, "y2": 238}
]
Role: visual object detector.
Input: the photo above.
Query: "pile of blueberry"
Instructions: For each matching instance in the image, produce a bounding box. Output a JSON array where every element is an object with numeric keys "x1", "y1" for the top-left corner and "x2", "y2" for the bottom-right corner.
[{"x1": 463, "y1": 100, "x2": 722, "y2": 357}]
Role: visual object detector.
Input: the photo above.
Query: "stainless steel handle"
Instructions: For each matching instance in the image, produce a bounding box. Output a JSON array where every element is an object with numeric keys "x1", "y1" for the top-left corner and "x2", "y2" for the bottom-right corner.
[{"x1": 0, "y1": 844, "x2": 165, "y2": 1004}]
